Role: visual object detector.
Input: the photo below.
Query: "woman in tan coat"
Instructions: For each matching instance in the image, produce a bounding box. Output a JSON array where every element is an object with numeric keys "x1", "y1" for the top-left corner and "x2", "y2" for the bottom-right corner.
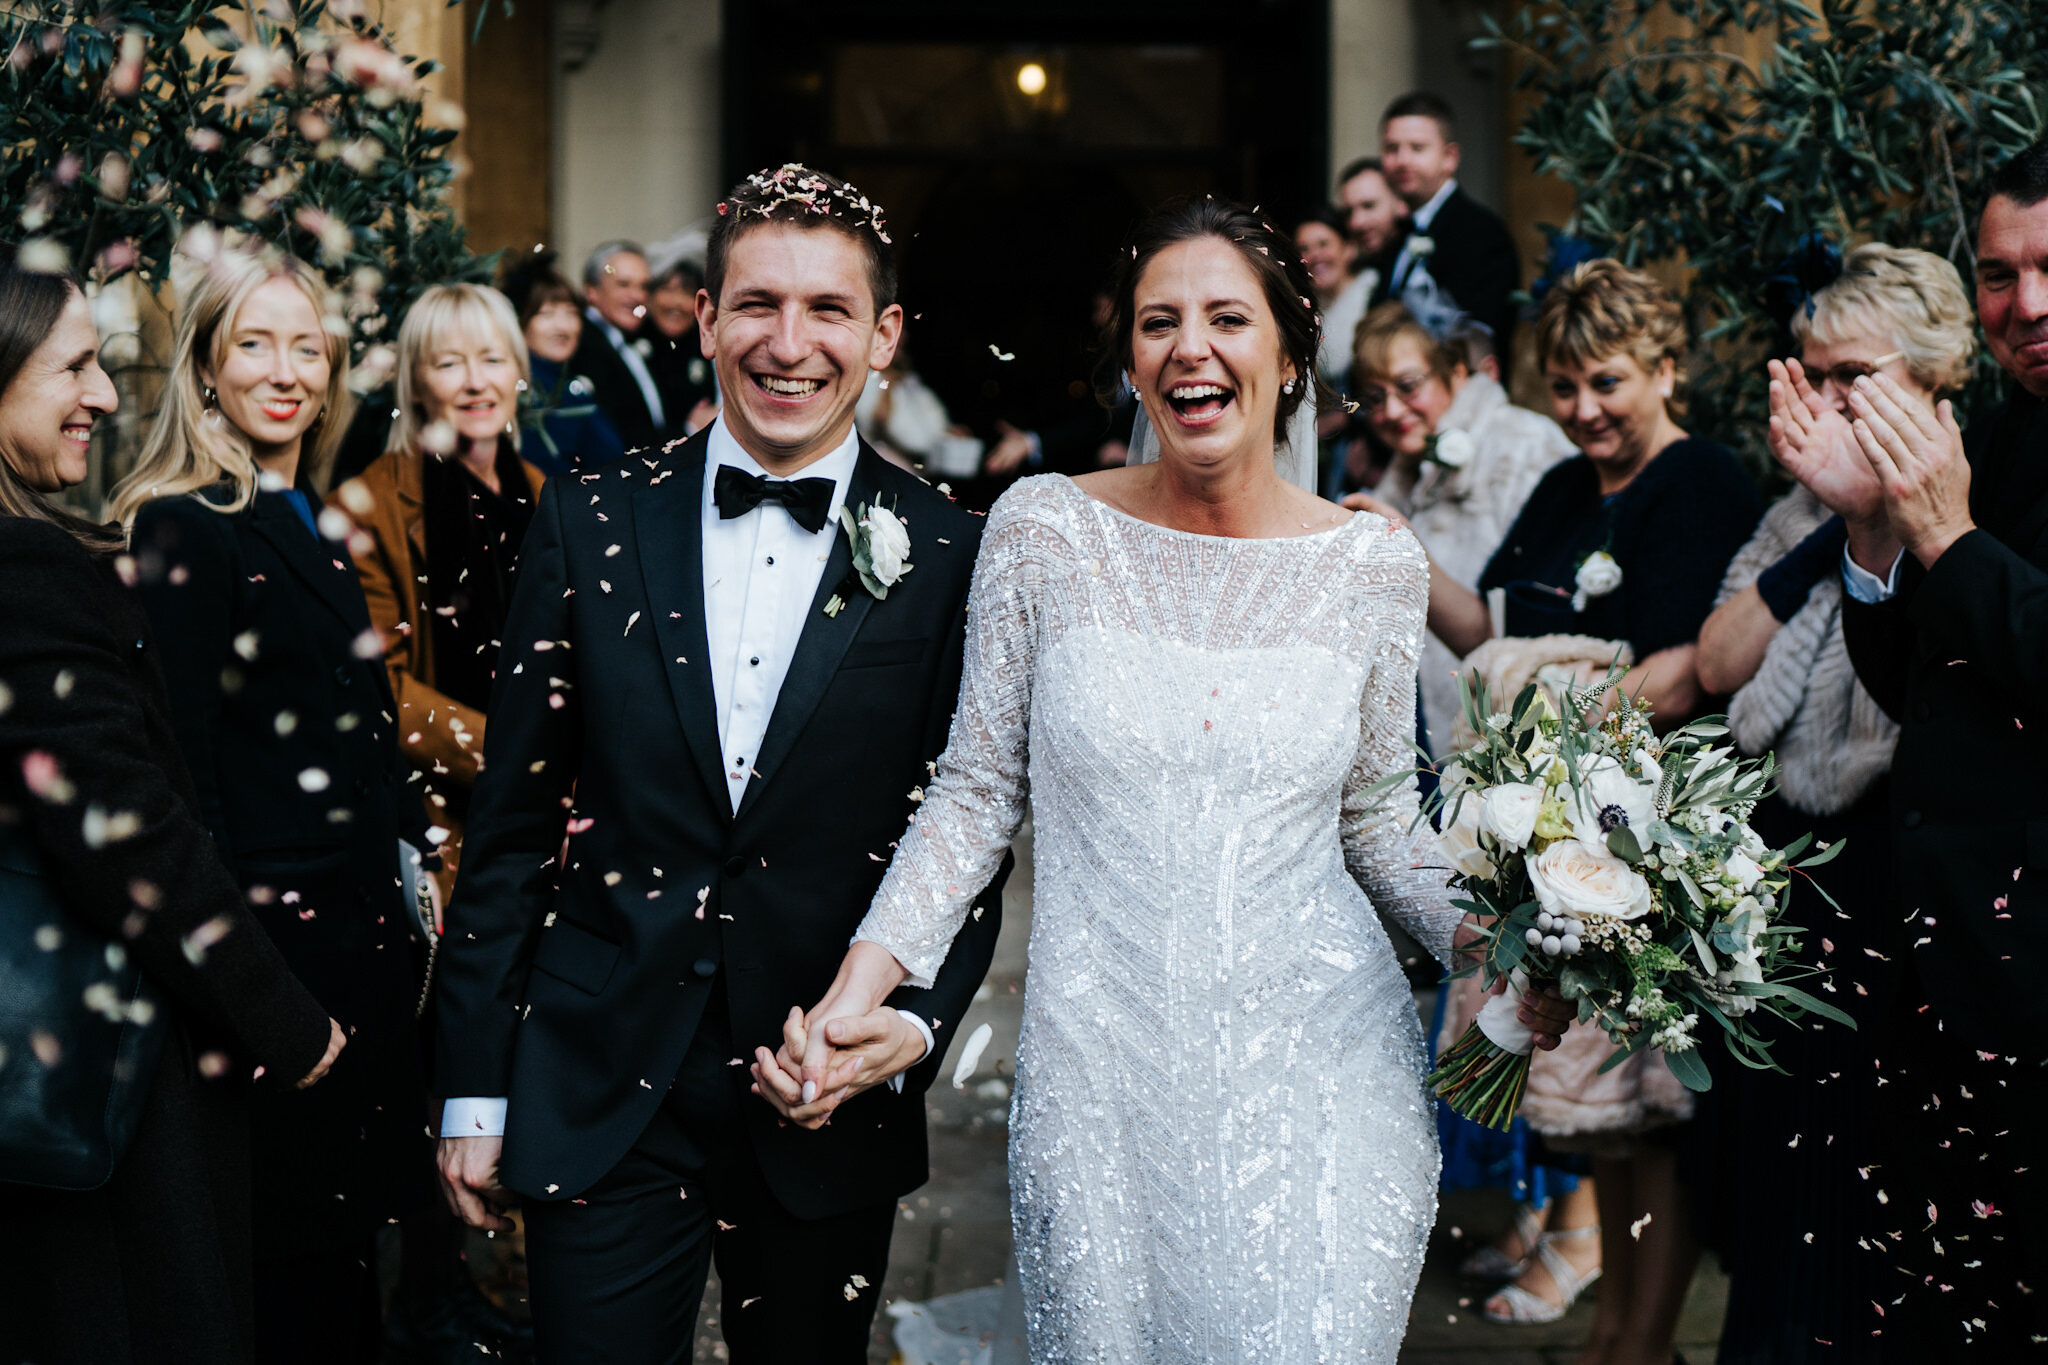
[{"x1": 330, "y1": 284, "x2": 546, "y2": 901}]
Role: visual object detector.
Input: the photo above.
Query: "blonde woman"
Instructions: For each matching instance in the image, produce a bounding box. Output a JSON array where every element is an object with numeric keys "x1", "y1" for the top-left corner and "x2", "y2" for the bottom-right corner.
[
  {"x1": 109, "y1": 247, "x2": 436, "y2": 1363},
  {"x1": 329, "y1": 284, "x2": 545, "y2": 901}
]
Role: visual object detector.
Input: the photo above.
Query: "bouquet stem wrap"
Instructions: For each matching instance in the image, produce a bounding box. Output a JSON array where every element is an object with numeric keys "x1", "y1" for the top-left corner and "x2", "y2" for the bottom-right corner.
[{"x1": 1426, "y1": 969, "x2": 1536, "y2": 1132}]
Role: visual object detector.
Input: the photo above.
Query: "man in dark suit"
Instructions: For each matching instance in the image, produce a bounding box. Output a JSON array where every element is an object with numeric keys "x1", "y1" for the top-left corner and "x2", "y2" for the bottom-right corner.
[
  {"x1": 1373, "y1": 91, "x2": 1521, "y2": 354},
  {"x1": 1773, "y1": 138, "x2": 2048, "y2": 1352},
  {"x1": 434, "y1": 165, "x2": 1005, "y2": 1364},
  {"x1": 567, "y1": 239, "x2": 669, "y2": 451}
]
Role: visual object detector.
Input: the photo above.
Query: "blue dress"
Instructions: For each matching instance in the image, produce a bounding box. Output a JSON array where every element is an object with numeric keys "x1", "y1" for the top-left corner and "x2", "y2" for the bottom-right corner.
[{"x1": 524, "y1": 354, "x2": 629, "y2": 476}]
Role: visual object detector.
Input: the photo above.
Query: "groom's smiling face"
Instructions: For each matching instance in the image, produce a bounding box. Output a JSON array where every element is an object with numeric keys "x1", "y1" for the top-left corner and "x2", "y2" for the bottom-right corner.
[{"x1": 697, "y1": 223, "x2": 902, "y2": 475}]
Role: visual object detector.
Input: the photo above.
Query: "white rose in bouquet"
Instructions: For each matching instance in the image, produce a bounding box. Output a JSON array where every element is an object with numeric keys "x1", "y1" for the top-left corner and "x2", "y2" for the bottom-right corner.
[
  {"x1": 1714, "y1": 946, "x2": 1765, "y2": 1016},
  {"x1": 1441, "y1": 793, "x2": 1497, "y2": 879},
  {"x1": 1565, "y1": 755, "x2": 1656, "y2": 840},
  {"x1": 1478, "y1": 781, "x2": 1544, "y2": 851},
  {"x1": 1528, "y1": 838, "x2": 1653, "y2": 921}
]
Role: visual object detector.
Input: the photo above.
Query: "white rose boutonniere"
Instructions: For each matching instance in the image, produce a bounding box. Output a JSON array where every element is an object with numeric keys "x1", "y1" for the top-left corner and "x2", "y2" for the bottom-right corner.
[
  {"x1": 1424, "y1": 427, "x2": 1475, "y2": 470},
  {"x1": 1407, "y1": 234, "x2": 1435, "y2": 259},
  {"x1": 825, "y1": 499, "x2": 914, "y2": 617},
  {"x1": 632, "y1": 337, "x2": 654, "y2": 358},
  {"x1": 1571, "y1": 549, "x2": 1623, "y2": 612}
]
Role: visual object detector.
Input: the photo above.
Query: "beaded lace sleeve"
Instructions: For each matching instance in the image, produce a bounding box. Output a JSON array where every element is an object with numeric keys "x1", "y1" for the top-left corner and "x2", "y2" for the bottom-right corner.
[
  {"x1": 855, "y1": 490, "x2": 1047, "y2": 988},
  {"x1": 1339, "y1": 527, "x2": 1462, "y2": 968}
]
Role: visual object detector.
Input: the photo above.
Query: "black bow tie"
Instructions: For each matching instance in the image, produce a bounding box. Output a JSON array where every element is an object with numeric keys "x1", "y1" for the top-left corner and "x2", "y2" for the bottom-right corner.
[{"x1": 712, "y1": 465, "x2": 835, "y2": 534}]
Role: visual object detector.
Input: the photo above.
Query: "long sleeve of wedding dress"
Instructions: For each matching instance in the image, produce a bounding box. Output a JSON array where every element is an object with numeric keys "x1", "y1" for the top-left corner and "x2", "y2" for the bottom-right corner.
[
  {"x1": 859, "y1": 476, "x2": 1461, "y2": 1362},
  {"x1": 854, "y1": 491, "x2": 1048, "y2": 989}
]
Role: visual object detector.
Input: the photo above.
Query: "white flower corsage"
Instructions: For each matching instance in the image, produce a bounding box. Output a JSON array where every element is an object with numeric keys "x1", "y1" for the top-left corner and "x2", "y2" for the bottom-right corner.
[
  {"x1": 1424, "y1": 427, "x2": 1475, "y2": 470},
  {"x1": 825, "y1": 499, "x2": 913, "y2": 617},
  {"x1": 1572, "y1": 549, "x2": 1623, "y2": 612},
  {"x1": 1407, "y1": 234, "x2": 1435, "y2": 258},
  {"x1": 632, "y1": 338, "x2": 654, "y2": 358}
]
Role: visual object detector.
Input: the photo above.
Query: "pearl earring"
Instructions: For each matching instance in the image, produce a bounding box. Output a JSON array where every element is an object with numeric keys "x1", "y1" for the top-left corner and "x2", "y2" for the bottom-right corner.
[{"x1": 1283, "y1": 378, "x2": 1296, "y2": 395}]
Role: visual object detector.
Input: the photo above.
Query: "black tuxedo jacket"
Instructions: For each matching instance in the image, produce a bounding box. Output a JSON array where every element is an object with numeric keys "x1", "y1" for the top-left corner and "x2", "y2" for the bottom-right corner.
[
  {"x1": 569, "y1": 317, "x2": 666, "y2": 452},
  {"x1": 1842, "y1": 393, "x2": 2048, "y2": 1054},
  {"x1": 435, "y1": 429, "x2": 1006, "y2": 1217},
  {"x1": 1377, "y1": 187, "x2": 1522, "y2": 354}
]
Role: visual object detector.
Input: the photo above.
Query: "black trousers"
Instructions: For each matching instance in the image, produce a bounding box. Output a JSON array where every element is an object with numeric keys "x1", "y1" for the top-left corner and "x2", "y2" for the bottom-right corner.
[
  {"x1": 1861, "y1": 974, "x2": 2047, "y2": 1354},
  {"x1": 522, "y1": 983, "x2": 897, "y2": 1365}
]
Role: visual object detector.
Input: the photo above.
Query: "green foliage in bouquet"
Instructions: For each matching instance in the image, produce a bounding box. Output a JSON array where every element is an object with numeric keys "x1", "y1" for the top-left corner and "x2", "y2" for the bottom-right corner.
[
  {"x1": 0, "y1": 0, "x2": 493, "y2": 361},
  {"x1": 1487, "y1": 0, "x2": 2048, "y2": 469},
  {"x1": 1421, "y1": 670, "x2": 1855, "y2": 1130}
]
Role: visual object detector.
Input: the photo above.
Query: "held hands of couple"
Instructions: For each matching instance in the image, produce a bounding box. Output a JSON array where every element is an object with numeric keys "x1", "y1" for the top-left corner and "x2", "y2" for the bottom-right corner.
[
  {"x1": 750, "y1": 1004, "x2": 926, "y2": 1130},
  {"x1": 751, "y1": 940, "x2": 916, "y2": 1130},
  {"x1": 1452, "y1": 920, "x2": 1575, "y2": 1051}
]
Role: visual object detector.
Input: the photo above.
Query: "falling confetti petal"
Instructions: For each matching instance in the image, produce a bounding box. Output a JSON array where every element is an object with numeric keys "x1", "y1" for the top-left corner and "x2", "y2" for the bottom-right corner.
[{"x1": 952, "y1": 1022, "x2": 994, "y2": 1089}]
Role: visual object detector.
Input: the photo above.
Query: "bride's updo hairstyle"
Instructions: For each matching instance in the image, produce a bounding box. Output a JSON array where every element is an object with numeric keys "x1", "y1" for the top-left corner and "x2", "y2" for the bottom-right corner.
[{"x1": 1095, "y1": 196, "x2": 1333, "y2": 442}]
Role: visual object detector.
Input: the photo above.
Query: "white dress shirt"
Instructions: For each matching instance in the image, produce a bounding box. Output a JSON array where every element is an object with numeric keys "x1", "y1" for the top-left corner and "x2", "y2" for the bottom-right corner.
[
  {"x1": 588, "y1": 307, "x2": 667, "y2": 433},
  {"x1": 441, "y1": 421, "x2": 927, "y2": 1139},
  {"x1": 1840, "y1": 545, "x2": 1905, "y2": 603}
]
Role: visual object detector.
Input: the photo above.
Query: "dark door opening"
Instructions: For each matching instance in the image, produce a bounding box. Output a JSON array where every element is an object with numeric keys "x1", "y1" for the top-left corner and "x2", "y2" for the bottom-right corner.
[{"x1": 722, "y1": 2, "x2": 1329, "y2": 489}]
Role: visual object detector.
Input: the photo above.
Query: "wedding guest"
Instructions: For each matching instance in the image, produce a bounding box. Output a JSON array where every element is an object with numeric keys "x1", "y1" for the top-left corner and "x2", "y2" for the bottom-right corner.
[
  {"x1": 854, "y1": 353, "x2": 984, "y2": 475},
  {"x1": 644, "y1": 256, "x2": 719, "y2": 436},
  {"x1": 1337, "y1": 155, "x2": 1406, "y2": 284},
  {"x1": 108, "y1": 248, "x2": 435, "y2": 1364},
  {"x1": 329, "y1": 283, "x2": 546, "y2": 901},
  {"x1": 1693, "y1": 244, "x2": 1970, "y2": 1364},
  {"x1": 0, "y1": 246, "x2": 340, "y2": 1365},
  {"x1": 500, "y1": 252, "x2": 627, "y2": 473},
  {"x1": 1773, "y1": 139, "x2": 2048, "y2": 1350},
  {"x1": 1349, "y1": 302, "x2": 1574, "y2": 755},
  {"x1": 1398, "y1": 258, "x2": 1760, "y2": 1363},
  {"x1": 1297, "y1": 204, "x2": 1371, "y2": 396},
  {"x1": 568, "y1": 239, "x2": 667, "y2": 450},
  {"x1": 1375, "y1": 93, "x2": 1521, "y2": 352}
]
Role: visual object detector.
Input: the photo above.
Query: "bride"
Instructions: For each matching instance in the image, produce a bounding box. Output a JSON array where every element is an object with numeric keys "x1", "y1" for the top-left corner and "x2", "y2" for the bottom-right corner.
[{"x1": 759, "y1": 197, "x2": 1573, "y2": 1360}]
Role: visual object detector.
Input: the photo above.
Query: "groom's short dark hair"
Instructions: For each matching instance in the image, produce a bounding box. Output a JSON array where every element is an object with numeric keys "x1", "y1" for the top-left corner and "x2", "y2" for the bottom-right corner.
[{"x1": 705, "y1": 164, "x2": 899, "y2": 312}]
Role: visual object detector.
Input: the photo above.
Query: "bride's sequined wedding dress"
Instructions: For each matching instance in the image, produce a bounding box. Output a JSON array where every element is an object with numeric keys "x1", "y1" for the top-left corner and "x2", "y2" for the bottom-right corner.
[{"x1": 857, "y1": 475, "x2": 1461, "y2": 1361}]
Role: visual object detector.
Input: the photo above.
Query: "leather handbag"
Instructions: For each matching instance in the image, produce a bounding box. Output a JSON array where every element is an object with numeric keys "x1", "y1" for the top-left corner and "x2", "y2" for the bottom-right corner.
[{"x1": 0, "y1": 821, "x2": 166, "y2": 1190}]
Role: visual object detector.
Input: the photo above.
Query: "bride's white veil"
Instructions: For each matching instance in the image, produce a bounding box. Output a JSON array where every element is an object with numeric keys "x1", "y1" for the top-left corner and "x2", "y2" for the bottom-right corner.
[{"x1": 1126, "y1": 391, "x2": 1321, "y2": 494}]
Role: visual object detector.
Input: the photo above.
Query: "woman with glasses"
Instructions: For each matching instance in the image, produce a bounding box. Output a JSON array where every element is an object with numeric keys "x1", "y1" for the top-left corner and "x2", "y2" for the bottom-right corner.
[{"x1": 1347, "y1": 302, "x2": 1574, "y2": 757}]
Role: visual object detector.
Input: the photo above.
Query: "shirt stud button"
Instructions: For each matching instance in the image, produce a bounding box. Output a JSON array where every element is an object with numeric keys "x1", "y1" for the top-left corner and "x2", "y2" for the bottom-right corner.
[
  {"x1": 765, "y1": 555, "x2": 775, "y2": 566},
  {"x1": 749, "y1": 656, "x2": 760, "y2": 666}
]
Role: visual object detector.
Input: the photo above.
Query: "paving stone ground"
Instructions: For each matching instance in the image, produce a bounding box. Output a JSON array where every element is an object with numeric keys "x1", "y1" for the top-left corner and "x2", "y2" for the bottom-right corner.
[{"x1": 468, "y1": 820, "x2": 1727, "y2": 1363}]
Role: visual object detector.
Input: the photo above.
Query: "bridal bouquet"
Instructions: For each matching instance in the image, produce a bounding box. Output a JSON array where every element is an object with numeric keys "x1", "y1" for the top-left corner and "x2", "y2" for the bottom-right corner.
[{"x1": 1419, "y1": 672, "x2": 1853, "y2": 1130}]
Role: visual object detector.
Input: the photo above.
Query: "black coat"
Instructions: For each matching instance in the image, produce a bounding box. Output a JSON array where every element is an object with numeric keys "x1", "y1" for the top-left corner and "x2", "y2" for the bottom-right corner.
[
  {"x1": 1378, "y1": 187, "x2": 1522, "y2": 355},
  {"x1": 0, "y1": 515, "x2": 330, "y2": 1365},
  {"x1": 435, "y1": 431, "x2": 1006, "y2": 1219},
  {"x1": 1842, "y1": 392, "x2": 2048, "y2": 1056},
  {"x1": 129, "y1": 485, "x2": 433, "y2": 1250},
  {"x1": 568, "y1": 315, "x2": 667, "y2": 452}
]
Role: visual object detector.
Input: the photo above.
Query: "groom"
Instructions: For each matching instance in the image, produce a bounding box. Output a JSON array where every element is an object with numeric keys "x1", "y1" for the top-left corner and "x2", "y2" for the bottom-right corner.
[{"x1": 432, "y1": 165, "x2": 1005, "y2": 1363}]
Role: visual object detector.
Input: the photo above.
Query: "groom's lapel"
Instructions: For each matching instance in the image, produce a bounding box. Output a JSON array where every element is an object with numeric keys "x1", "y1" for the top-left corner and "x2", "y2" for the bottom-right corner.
[
  {"x1": 631, "y1": 437, "x2": 733, "y2": 821},
  {"x1": 733, "y1": 446, "x2": 886, "y2": 823}
]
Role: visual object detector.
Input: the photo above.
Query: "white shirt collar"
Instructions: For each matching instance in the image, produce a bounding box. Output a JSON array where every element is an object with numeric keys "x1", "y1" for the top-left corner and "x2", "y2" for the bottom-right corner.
[
  {"x1": 1411, "y1": 178, "x2": 1459, "y2": 232},
  {"x1": 704, "y1": 417, "x2": 861, "y2": 490}
]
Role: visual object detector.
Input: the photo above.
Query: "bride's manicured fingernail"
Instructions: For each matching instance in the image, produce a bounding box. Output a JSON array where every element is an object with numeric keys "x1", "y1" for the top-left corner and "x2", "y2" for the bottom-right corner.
[{"x1": 801, "y1": 1081, "x2": 818, "y2": 1103}]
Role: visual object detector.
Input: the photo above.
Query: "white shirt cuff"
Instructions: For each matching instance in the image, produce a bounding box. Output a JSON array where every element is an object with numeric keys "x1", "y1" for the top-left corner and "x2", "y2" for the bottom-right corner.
[
  {"x1": 441, "y1": 1096, "x2": 508, "y2": 1138},
  {"x1": 887, "y1": 1010, "x2": 935, "y2": 1094},
  {"x1": 1840, "y1": 545, "x2": 1905, "y2": 603}
]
